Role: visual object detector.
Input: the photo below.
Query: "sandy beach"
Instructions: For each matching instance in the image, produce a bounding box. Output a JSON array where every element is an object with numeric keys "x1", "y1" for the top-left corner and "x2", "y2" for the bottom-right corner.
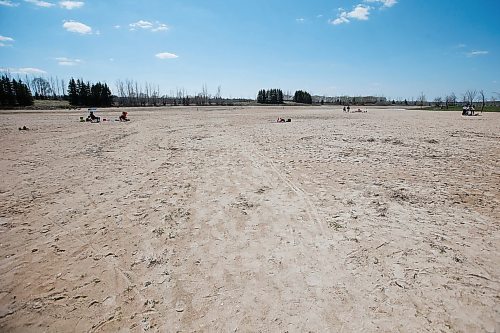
[{"x1": 0, "y1": 106, "x2": 498, "y2": 332}]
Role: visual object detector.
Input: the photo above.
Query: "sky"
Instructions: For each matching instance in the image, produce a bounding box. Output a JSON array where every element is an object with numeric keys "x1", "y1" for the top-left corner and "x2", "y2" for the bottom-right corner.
[{"x1": 1, "y1": 0, "x2": 499, "y2": 100}]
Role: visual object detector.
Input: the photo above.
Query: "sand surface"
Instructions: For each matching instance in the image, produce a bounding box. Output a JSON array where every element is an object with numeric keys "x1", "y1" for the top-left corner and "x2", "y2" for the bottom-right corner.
[{"x1": 0, "y1": 106, "x2": 499, "y2": 332}]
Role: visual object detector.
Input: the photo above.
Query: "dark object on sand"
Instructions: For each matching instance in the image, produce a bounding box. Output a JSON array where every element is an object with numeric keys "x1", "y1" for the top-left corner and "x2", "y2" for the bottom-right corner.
[
  {"x1": 18, "y1": 126, "x2": 29, "y2": 131},
  {"x1": 119, "y1": 111, "x2": 130, "y2": 122},
  {"x1": 86, "y1": 111, "x2": 100, "y2": 123},
  {"x1": 277, "y1": 117, "x2": 291, "y2": 123}
]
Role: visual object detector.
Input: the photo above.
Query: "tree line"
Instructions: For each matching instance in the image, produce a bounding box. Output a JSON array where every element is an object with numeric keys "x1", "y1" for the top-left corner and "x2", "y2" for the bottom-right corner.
[
  {"x1": 257, "y1": 89, "x2": 284, "y2": 104},
  {"x1": 67, "y1": 78, "x2": 112, "y2": 107},
  {"x1": 293, "y1": 90, "x2": 312, "y2": 104},
  {"x1": 0, "y1": 75, "x2": 34, "y2": 107}
]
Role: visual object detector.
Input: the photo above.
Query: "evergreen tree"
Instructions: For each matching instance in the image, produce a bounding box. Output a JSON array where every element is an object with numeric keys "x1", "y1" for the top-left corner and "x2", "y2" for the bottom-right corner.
[
  {"x1": 13, "y1": 79, "x2": 34, "y2": 106},
  {"x1": 256, "y1": 88, "x2": 284, "y2": 104},
  {"x1": 5, "y1": 77, "x2": 15, "y2": 106},
  {"x1": 0, "y1": 76, "x2": 9, "y2": 106},
  {"x1": 101, "y1": 83, "x2": 112, "y2": 106},
  {"x1": 0, "y1": 75, "x2": 33, "y2": 107},
  {"x1": 68, "y1": 78, "x2": 78, "y2": 105},
  {"x1": 293, "y1": 90, "x2": 312, "y2": 104}
]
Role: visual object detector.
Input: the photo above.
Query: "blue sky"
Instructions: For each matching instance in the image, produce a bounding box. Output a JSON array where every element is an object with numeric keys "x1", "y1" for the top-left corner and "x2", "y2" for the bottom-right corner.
[{"x1": 1, "y1": 0, "x2": 499, "y2": 100}]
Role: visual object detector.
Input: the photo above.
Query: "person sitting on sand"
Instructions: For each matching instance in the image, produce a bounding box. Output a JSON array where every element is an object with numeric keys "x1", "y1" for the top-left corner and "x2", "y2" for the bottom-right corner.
[
  {"x1": 119, "y1": 111, "x2": 130, "y2": 122},
  {"x1": 277, "y1": 117, "x2": 286, "y2": 123},
  {"x1": 86, "y1": 111, "x2": 100, "y2": 123},
  {"x1": 343, "y1": 106, "x2": 346, "y2": 112}
]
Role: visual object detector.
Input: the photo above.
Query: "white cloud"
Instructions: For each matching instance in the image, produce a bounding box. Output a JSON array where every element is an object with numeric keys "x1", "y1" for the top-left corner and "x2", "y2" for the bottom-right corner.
[
  {"x1": 296, "y1": 18, "x2": 305, "y2": 23},
  {"x1": 365, "y1": 0, "x2": 397, "y2": 8},
  {"x1": 63, "y1": 20, "x2": 92, "y2": 34},
  {"x1": 129, "y1": 20, "x2": 169, "y2": 32},
  {"x1": 59, "y1": 1, "x2": 83, "y2": 9},
  {"x1": 0, "y1": 35, "x2": 14, "y2": 46},
  {"x1": 0, "y1": 1, "x2": 20, "y2": 7},
  {"x1": 331, "y1": 16, "x2": 349, "y2": 25},
  {"x1": 113, "y1": 25, "x2": 121, "y2": 29},
  {"x1": 347, "y1": 5, "x2": 370, "y2": 20},
  {"x1": 466, "y1": 50, "x2": 489, "y2": 57},
  {"x1": 155, "y1": 52, "x2": 178, "y2": 59},
  {"x1": 1, "y1": 67, "x2": 47, "y2": 74},
  {"x1": 0, "y1": 35, "x2": 14, "y2": 42},
  {"x1": 55, "y1": 57, "x2": 82, "y2": 66},
  {"x1": 24, "y1": 0, "x2": 55, "y2": 7},
  {"x1": 130, "y1": 20, "x2": 153, "y2": 30},
  {"x1": 330, "y1": 4, "x2": 370, "y2": 25},
  {"x1": 152, "y1": 24, "x2": 168, "y2": 32}
]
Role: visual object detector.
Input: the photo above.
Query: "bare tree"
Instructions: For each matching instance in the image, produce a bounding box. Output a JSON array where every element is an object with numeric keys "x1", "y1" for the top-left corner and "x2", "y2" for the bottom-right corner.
[
  {"x1": 493, "y1": 92, "x2": 500, "y2": 107},
  {"x1": 417, "y1": 92, "x2": 426, "y2": 108},
  {"x1": 31, "y1": 77, "x2": 53, "y2": 99},
  {"x1": 201, "y1": 83, "x2": 209, "y2": 105},
  {"x1": 115, "y1": 79, "x2": 126, "y2": 106},
  {"x1": 463, "y1": 89, "x2": 477, "y2": 106},
  {"x1": 433, "y1": 97, "x2": 443, "y2": 107},
  {"x1": 478, "y1": 90, "x2": 485, "y2": 113},
  {"x1": 215, "y1": 85, "x2": 222, "y2": 105},
  {"x1": 445, "y1": 92, "x2": 457, "y2": 108}
]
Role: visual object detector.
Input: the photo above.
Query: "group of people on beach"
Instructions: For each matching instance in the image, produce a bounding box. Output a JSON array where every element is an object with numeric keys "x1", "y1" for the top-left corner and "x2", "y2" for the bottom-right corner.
[
  {"x1": 343, "y1": 106, "x2": 367, "y2": 113},
  {"x1": 84, "y1": 110, "x2": 130, "y2": 123},
  {"x1": 462, "y1": 105, "x2": 476, "y2": 116}
]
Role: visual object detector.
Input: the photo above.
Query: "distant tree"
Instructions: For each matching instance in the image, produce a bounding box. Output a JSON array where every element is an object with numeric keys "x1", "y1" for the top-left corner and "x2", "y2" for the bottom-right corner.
[
  {"x1": 434, "y1": 97, "x2": 443, "y2": 107},
  {"x1": 68, "y1": 79, "x2": 112, "y2": 107},
  {"x1": 445, "y1": 92, "x2": 457, "y2": 109},
  {"x1": 67, "y1": 78, "x2": 78, "y2": 105},
  {"x1": 31, "y1": 77, "x2": 53, "y2": 100},
  {"x1": 13, "y1": 79, "x2": 34, "y2": 106},
  {"x1": 463, "y1": 89, "x2": 477, "y2": 106},
  {"x1": 293, "y1": 90, "x2": 312, "y2": 104},
  {"x1": 0, "y1": 75, "x2": 33, "y2": 107},
  {"x1": 89, "y1": 82, "x2": 112, "y2": 107},
  {"x1": 417, "y1": 92, "x2": 426, "y2": 108},
  {"x1": 256, "y1": 89, "x2": 283, "y2": 104},
  {"x1": 478, "y1": 90, "x2": 486, "y2": 113}
]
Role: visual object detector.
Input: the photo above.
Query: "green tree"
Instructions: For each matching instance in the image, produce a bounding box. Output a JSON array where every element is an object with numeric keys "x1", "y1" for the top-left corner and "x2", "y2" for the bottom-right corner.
[
  {"x1": 256, "y1": 88, "x2": 284, "y2": 104},
  {"x1": 68, "y1": 78, "x2": 78, "y2": 105},
  {"x1": 293, "y1": 90, "x2": 312, "y2": 104}
]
